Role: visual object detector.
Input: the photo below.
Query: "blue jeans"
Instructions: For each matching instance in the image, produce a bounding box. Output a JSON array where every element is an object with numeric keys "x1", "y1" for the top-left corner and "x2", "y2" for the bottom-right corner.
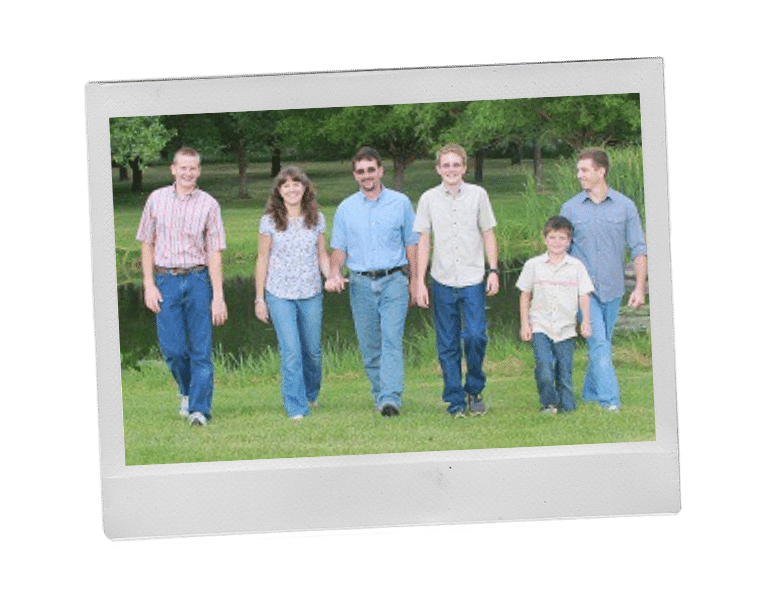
[
  {"x1": 266, "y1": 292, "x2": 323, "y2": 417},
  {"x1": 155, "y1": 269, "x2": 214, "y2": 419},
  {"x1": 348, "y1": 270, "x2": 409, "y2": 411},
  {"x1": 532, "y1": 333, "x2": 575, "y2": 411},
  {"x1": 432, "y1": 281, "x2": 487, "y2": 414},
  {"x1": 580, "y1": 294, "x2": 622, "y2": 408}
]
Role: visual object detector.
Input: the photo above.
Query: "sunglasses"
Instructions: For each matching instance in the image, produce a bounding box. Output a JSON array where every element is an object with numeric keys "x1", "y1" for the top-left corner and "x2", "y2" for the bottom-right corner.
[{"x1": 354, "y1": 166, "x2": 379, "y2": 175}]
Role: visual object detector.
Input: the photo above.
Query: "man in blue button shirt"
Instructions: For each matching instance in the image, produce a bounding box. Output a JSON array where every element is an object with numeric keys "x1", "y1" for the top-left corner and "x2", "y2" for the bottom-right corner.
[
  {"x1": 560, "y1": 148, "x2": 647, "y2": 412},
  {"x1": 326, "y1": 147, "x2": 419, "y2": 416}
]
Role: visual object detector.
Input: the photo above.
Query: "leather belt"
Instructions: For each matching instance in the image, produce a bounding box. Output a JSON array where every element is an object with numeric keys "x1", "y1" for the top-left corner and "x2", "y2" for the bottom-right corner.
[
  {"x1": 154, "y1": 265, "x2": 207, "y2": 275},
  {"x1": 357, "y1": 266, "x2": 405, "y2": 279}
]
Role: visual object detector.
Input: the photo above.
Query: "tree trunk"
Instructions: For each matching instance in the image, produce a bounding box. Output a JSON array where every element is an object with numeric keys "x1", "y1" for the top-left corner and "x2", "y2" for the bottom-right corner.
[
  {"x1": 128, "y1": 157, "x2": 143, "y2": 193},
  {"x1": 119, "y1": 165, "x2": 128, "y2": 181},
  {"x1": 474, "y1": 148, "x2": 485, "y2": 182},
  {"x1": 271, "y1": 147, "x2": 281, "y2": 177},
  {"x1": 392, "y1": 157, "x2": 406, "y2": 192},
  {"x1": 533, "y1": 140, "x2": 544, "y2": 191},
  {"x1": 237, "y1": 136, "x2": 248, "y2": 199}
]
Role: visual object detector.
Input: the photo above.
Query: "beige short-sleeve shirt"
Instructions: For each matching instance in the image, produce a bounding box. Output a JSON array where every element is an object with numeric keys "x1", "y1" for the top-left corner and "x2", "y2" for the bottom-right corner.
[
  {"x1": 516, "y1": 253, "x2": 595, "y2": 342},
  {"x1": 414, "y1": 182, "x2": 497, "y2": 287}
]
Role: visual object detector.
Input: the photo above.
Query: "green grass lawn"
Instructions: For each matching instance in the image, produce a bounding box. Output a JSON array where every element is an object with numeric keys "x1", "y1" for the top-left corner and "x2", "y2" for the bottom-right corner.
[
  {"x1": 115, "y1": 152, "x2": 653, "y2": 465},
  {"x1": 122, "y1": 334, "x2": 654, "y2": 465}
]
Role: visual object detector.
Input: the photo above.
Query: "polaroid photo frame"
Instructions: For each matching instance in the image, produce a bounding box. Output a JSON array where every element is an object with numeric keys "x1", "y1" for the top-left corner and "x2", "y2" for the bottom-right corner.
[{"x1": 86, "y1": 58, "x2": 679, "y2": 540}]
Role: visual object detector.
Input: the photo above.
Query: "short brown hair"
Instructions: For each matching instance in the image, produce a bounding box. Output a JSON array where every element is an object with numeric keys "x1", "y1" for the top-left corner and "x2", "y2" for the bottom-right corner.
[
  {"x1": 542, "y1": 215, "x2": 573, "y2": 238},
  {"x1": 577, "y1": 147, "x2": 609, "y2": 177},
  {"x1": 436, "y1": 143, "x2": 467, "y2": 166},
  {"x1": 351, "y1": 146, "x2": 382, "y2": 170}
]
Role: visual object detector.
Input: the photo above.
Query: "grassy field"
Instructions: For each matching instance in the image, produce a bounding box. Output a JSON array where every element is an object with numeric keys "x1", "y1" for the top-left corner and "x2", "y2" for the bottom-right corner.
[
  {"x1": 122, "y1": 334, "x2": 654, "y2": 465},
  {"x1": 115, "y1": 149, "x2": 654, "y2": 465}
]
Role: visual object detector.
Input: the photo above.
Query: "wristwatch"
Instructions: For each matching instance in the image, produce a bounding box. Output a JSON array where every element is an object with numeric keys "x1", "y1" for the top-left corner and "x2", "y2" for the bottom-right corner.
[{"x1": 488, "y1": 268, "x2": 499, "y2": 274}]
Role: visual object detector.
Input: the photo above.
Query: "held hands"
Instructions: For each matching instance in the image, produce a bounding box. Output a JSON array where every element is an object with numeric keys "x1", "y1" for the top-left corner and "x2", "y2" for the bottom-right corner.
[
  {"x1": 324, "y1": 274, "x2": 348, "y2": 293},
  {"x1": 580, "y1": 320, "x2": 592, "y2": 338}
]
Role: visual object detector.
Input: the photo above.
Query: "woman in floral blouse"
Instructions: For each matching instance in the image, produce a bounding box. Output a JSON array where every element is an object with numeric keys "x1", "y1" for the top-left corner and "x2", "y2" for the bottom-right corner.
[{"x1": 255, "y1": 166, "x2": 331, "y2": 419}]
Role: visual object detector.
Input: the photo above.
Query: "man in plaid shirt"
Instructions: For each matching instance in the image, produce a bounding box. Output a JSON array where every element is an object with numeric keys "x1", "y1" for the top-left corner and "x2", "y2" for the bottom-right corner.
[{"x1": 136, "y1": 147, "x2": 227, "y2": 426}]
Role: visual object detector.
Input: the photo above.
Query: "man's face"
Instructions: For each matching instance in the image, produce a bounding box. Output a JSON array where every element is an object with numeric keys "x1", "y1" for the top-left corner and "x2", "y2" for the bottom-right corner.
[
  {"x1": 576, "y1": 159, "x2": 605, "y2": 191},
  {"x1": 436, "y1": 152, "x2": 467, "y2": 187},
  {"x1": 353, "y1": 158, "x2": 383, "y2": 193},
  {"x1": 171, "y1": 155, "x2": 201, "y2": 191}
]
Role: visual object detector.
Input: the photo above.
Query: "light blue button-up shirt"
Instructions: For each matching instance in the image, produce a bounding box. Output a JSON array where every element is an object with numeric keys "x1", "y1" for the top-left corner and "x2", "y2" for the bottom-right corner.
[
  {"x1": 330, "y1": 187, "x2": 419, "y2": 272},
  {"x1": 560, "y1": 188, "x2": 647, "y2": 302}
]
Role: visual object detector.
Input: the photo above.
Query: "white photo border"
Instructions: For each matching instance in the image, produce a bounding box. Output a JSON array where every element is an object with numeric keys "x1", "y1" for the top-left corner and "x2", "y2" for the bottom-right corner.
[{"x1": 86, "y1": 58, "x2": 679, "y2": 540}]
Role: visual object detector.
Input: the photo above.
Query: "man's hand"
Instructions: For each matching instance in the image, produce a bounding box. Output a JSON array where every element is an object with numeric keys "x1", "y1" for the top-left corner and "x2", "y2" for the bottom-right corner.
[
  {"x1": 486, "y1": 271, "x2": 500, "y2": 296},
  {"x1": 627, "y1": 288, "x2": 645, "y2": 308},
  {"x1": 520, "y1": 322, "x2": 532, "y2": 342},
  {"x1": 211, "y1": 296, "x2": 228, "y2": 326},
  {"x1": 324, "y1": 274, "x2": 348, "y2": 293},
  {"x1": 414, "y1": 280, "x2": 429, "y2": 308},
  {"x1": 143, "y1": 283, "x2": 163, "y2": 314}
]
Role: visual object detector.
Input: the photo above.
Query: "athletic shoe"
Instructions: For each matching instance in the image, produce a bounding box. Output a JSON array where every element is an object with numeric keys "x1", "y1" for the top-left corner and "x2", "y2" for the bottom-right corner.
[
  {"x1": 452, "y1": 409, "x2": 467, "y2": 419},
  {"x1": 540, "y1": 405, "x2": 559, "y2": 415},
  {"x1": 380, "y1": 404, "x2": 400, "y2": 417},
  {"x1": 290, "y1": 414, "x2": 304, "y2": 421},
  {"x1": 605, "y1": 404, "x2": 620, "y2": 413},
  {"x1": 189, "y1": 412, "x2": 207, "y2": 426},
  {"x1": 179, "y1": 395, "x2": 189, "y2": 417},
  {"x1": 467, "y1": 393, "x2": 487, "y2": 416},
  {"x1": 309, "y1": 401, "x2": 318, "y2": 409}
]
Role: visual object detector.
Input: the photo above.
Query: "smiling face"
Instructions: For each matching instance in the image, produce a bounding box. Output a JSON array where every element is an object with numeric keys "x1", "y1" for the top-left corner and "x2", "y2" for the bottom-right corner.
[
  {"x1": 436, "y1": 152, "x2": 467, "y2": 188},
  {"x1": 544, "y1": 228, "x2": 571, "y2": 259},
  {"x1": 576, "y1": 158, "x2": 605, "y2": 193},
  {"x1": 279, "y1": 177, "x2": 306, "y2": 211},
  {"x1": 171, "y1": 154, "x2": 201, "y2": 194},
  {"x1": 353, "y1": 158, "x2": 383, "y2": 196}
]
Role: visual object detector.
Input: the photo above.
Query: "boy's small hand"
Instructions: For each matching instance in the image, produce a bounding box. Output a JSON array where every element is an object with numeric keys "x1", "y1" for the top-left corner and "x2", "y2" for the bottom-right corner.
[
  {"x1": 520, "y1": 323, "x2": 532, "y2": 342},
  {"x1": 581, "y1": 321, "x2": 592, "y2": 338}
]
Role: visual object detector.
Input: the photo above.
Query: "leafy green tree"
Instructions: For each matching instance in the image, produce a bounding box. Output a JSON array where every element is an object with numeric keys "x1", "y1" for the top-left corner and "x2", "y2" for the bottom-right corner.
[
  {"x1": 110, "y1": 116, "x2": 175, "y2": 192},
  {"x1": 319, "y1": 103, "x2": 465, "y2": 191}
]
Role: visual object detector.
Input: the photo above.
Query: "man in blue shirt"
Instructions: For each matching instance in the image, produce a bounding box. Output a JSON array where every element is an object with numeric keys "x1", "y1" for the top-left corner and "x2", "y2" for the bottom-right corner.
[
  {"x1": 560, "y1": 148, "x2": 647, "y2": 412},
  {"x1": 326, "y1": 147, "x2": 419, "y2": 416}
]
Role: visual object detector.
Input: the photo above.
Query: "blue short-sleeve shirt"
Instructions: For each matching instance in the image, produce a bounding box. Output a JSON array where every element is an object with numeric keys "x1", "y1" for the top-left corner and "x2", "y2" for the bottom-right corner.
[{"x1": 330, "y1": 187, "x2": 418, "y2": 272}]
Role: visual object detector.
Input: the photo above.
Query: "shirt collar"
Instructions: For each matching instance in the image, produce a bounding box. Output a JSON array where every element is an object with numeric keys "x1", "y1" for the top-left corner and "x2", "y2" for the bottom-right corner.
[
  {"x1": 173, "y1": 184, "x2": 198, "y2": 199},
  {"x1": 442, "y1": 183, "x2": 464, "y2": 196}
]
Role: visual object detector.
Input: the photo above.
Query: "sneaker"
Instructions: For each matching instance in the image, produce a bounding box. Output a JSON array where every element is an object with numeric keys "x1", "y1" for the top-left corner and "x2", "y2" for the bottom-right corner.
[
  {"x1": 605, "y1": 404, "x2": 620, "y2": 413},
  {"x1": 179, "y1": 395, "x2": 189, "y2": 417},
  {"x1": 452, "y1": 409, "x2": 467, "y2": 419},
  {"x1": 467, "y1": 393, "x2": 487, "y2": 416},
  {"x1": 380, "y1": 404, "x2": 400, "y2": 417},
  {"x1": 540, "y1": 405, "x2": 559, "y2": 415},
  {"x1": 309, "y1": 401, "x2": 318, "y2": 409},
  {"x1": 189, "y1": 411, "x2": 207, "y2": 426},
  {"x1": 290, "y1": 414, "x2": 304, "y2": 421}
]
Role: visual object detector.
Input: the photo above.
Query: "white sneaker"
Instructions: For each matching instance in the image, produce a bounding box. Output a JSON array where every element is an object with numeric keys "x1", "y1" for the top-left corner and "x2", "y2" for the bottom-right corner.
[
  {"x1": 179, "y1": 395, "x2": 189, "y2": 417},
  {"x1": 189, "y1": 411, "x2": 207, "y2": 426},
  {"x1": 290, "y1": 414, "x2": 304, "y2": 421}
]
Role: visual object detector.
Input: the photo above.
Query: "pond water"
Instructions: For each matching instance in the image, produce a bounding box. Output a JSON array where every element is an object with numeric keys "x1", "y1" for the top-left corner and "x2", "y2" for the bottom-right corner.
[{"x1": 117, "y1": 269, "x2": 524, "y2": 368}]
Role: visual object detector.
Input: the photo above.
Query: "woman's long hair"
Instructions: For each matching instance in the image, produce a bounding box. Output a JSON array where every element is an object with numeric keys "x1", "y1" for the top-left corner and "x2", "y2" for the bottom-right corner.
[{"x1": 265, "y1": 166, "x2": 320, "y2": 232}]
